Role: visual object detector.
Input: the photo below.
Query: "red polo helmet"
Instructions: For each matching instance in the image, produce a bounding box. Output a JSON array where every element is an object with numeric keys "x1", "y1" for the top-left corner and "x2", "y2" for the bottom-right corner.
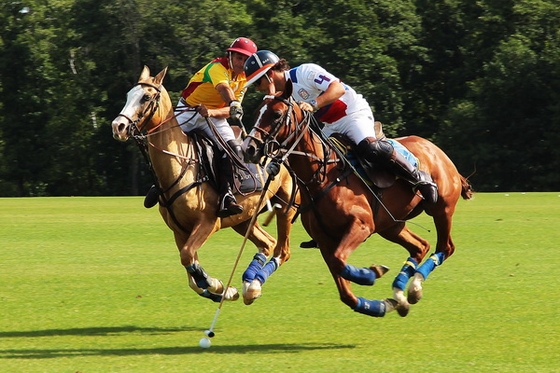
[{"x1": 226, "y1": 37, "x2": 257, "y2": 57}]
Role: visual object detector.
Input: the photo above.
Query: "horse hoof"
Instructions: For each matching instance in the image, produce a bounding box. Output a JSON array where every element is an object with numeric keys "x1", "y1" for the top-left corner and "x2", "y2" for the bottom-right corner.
[
  {"x1": 223, "y1": 286, "x2": 240, "y2": 301},
  {"x1": 407, "y1": 274, "x2": 424, "y2": 304},
  {"x1": 242, "y1": 280, "x2": 262, "y2": 305},
  {"x1": 396, "y1": 303, "x2": 410, "y2": 317},
  {"x1": 407, "y1": 287, "x2": 423, "y2": 304},
  {"x1": 392, "y1": 289, "x2": 410, "y2": 317},
  {"x1": 370, "y1": 264, "x2": 390, "y2": 279},
  {"x1": 383, "y1": 298, "x2": 399, "y2": 313}
]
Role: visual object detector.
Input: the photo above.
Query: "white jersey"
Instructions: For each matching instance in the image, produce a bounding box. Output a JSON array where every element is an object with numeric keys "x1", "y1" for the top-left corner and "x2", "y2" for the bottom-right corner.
[
  {"x1": 284, "y1": 63, "x2": 371, "y2": 124},
  {"x1": 284, "y1": 63, "x2": 378, "y2": 143}
]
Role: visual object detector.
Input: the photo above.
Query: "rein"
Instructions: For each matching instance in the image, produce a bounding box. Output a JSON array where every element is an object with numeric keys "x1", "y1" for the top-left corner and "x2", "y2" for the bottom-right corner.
[
  {"x1": 259, "y1": 96, "x2": 406, "y2": 236},
  {"x1": 124, "y1": 82, "x2": 207, "y2": 233},
  {"x1": 255, "y1": 96, "x2": 346, "y2": 237}
]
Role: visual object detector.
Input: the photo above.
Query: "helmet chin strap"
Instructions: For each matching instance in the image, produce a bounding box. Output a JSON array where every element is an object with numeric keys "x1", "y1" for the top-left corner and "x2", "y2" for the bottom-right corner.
[{"x1": 227, "y1": 52, "x2": 234, "y2": 71}]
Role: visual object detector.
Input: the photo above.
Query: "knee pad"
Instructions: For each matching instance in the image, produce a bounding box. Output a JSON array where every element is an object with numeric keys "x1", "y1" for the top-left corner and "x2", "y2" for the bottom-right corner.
[
  {"x1": 227, "y1": 140, "x2": 243, "y2": 160},
  {"x1": 357, "y1": 138, "x2": 394, "y2": 164}
]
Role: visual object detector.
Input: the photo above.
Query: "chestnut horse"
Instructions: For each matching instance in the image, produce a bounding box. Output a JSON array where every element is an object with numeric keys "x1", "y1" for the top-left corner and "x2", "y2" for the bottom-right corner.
[
  {"x1": 242, "y1": 81, "x2": 473, "y2": 317},
  {"x1": 111, "y1": 66, "x2": 298, "y2": 305}
]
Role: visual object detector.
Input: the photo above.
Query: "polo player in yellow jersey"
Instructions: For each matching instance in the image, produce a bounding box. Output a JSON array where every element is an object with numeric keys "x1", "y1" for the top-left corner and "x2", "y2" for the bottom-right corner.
[{"x1": 145, "y1": 37, "x2": 257, "y2": 217}]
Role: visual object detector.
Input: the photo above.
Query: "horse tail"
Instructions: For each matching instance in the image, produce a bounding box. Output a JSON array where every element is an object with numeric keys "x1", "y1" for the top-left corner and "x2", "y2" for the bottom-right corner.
[{"x1": 460, "y1": 175, "x2": 473, "y2": 200}]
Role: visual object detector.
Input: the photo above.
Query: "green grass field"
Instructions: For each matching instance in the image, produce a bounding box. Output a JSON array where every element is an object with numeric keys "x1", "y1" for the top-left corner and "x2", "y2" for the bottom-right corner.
[{"x1": 1, "y1": 193, "x2": 559, "y2": 372}]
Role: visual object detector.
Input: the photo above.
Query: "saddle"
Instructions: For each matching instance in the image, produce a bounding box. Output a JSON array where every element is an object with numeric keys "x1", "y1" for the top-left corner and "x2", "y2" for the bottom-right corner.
[
  {"x1": 190, "y1": 129, "x2": 265, "y2": 195},
  {"x1": 328, "y1": 122, "x2": 419, "y2": 189}
]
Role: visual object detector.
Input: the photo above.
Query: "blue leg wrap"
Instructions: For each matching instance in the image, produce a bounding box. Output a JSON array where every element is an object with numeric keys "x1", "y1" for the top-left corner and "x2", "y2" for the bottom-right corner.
[
  {"x1": 242, "y1": 253, "x2": 267, "y2": 282},
  {"x1": 255, "y1": 258, "x2": 279, "y2": 285},
  {"x1": 340, "y1": 264, "x2": 376, "y2": 286},
  {"x1": 199, "y1": 290, "x2": 222, "y2": 303},
  {"x1": 416, "y1": 252, "x2": 446, "y2": 280},
  {"x1": 354, "y1": 297, "x2": 387, "y2": 317},
  {"x1": 392, "y1": 258, "x2": 418, "y2": 291},
  {"x1": 185, "y1": 262, "x2": 210, "y2": 289}
]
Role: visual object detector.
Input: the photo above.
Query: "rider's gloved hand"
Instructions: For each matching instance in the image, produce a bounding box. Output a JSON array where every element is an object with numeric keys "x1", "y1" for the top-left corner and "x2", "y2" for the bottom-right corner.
[
  {"x1": 229, "y1": 100, "x2": 243, "y2": 122},
  {"x1": 266, "y1": 161, "x2": 281, "y2": 177}
]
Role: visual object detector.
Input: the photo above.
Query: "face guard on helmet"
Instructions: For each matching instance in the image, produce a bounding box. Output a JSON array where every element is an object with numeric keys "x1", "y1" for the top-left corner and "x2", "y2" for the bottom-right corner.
[{"x1": 244, "y1": 50, "x2": 280, "y2": 86}]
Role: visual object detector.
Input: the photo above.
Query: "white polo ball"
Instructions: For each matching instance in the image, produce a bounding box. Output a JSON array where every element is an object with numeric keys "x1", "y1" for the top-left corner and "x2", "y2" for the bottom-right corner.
[{"x1": 199, "y1": 337, "x2": 211, "y2": 349}]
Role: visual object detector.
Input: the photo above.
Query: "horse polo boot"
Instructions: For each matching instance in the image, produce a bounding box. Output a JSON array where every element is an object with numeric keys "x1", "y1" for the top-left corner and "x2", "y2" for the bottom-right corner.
[{"x1": 216, "y1": 141, "x2": 244, "y2": 218}]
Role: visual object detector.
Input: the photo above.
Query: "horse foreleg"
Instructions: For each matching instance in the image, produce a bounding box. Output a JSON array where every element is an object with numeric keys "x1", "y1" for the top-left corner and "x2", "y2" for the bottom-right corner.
[
  {"x1": 177, "y1": 223, "x2": 239, "y2": 302},
  {"x1": 232, "y1": 220, "x2": 277, "y2": 305},
  {"x1": 187, "y1": 274, "x2": 224, "y2": 302},
  {"x1": 331, "y1": 274, "x2": 397, "y2": 317},
  {"x1": 185, "y1": 261, "x2": 240, "y2": 302},
  {"x1": 245, "y1": 204, "x2": 296, "y2": 303},
  {"x1": 321, "y1": 238, "x2": 396, "y2": 317},
  {"x1": 241, "y1": 252, "x2": 266, "y2": 305}
]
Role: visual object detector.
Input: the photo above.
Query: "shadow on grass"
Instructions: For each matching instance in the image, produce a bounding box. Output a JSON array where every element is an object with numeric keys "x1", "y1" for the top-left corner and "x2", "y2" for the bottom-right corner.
[
  {"x1": 0, "y1": 325, "x2": 195, "y2": 338},
  {"x1": 0, "y1": 326, "x2": 356, "y2": 358},
  {"x1": 0, "y1": 343, "x2": 355, "y2": 359}
]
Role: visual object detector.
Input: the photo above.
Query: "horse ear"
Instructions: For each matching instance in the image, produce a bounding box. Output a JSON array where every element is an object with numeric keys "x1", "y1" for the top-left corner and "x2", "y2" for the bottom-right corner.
[
  {"x1": 284, "y1": 79, "x2": 293, "y2": 99},
  {"x1": 139, "y1": 65, "x2": 150, "y2": 82},
  {"x1": 154, "y1": 67, "x2": 168, "y2": 85}
]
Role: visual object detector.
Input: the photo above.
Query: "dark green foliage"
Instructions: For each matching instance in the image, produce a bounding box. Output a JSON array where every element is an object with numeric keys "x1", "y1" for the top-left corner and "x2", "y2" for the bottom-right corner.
[{"x1": 1, "y1": 0, "x2": 559, "y2": 195}]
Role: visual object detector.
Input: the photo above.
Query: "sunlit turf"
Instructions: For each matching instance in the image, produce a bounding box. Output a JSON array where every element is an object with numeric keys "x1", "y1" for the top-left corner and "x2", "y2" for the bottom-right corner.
[{"x1": 0, "y1": 193, "x2": 559, "y2": 372}]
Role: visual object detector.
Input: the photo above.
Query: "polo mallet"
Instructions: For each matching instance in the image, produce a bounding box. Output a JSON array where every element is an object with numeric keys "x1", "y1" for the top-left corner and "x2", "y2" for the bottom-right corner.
[
  {"x1": 263, "y1": 203, "x2": 281, "y2": 227},
  {"x1": 204, "y1": 174, "x2": 274, "y2": 339}
]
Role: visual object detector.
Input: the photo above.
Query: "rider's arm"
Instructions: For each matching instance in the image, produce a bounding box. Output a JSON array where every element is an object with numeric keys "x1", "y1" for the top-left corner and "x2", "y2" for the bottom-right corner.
[
  {"x1": 202, "y1": 83, "x2": 235, "y2": 118},
  {"x1": 313, "y1": 80, "x2": 345, "y2": 109}
]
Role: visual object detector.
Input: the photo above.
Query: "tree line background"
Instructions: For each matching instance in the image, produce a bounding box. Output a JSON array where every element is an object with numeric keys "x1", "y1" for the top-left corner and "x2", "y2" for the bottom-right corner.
[{"x1": 1, "y1": 0, "x2": 559, "y2": 197}]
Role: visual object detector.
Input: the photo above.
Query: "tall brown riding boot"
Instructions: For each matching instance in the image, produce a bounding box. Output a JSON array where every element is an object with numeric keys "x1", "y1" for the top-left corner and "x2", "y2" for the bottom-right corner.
[
  {"x1": 216, "y1": 153, "x2": 243, "y2": 218},
  {"x1": 389, "y1": 151, "x2": 438, "y2": 203}
]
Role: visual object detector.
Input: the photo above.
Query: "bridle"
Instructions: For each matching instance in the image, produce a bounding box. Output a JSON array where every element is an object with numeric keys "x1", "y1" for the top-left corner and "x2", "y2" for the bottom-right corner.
[
  {"x1": 248, "y1": 95, "x2": 321, "y2": 169},
  {"x1": 114, "y1": 82, "x2": 163, "y2": 138},
  {"x1": 249, "y1": 93, "x2": 407, "y2": 234},
  {"x1": 249, "y1": 95, "x2": 352, "y2": 238}
]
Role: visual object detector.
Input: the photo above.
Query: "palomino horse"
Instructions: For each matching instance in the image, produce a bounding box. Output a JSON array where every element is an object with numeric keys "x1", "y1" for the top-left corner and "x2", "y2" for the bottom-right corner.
[
  {"x1": 111, "y1": 66, "x2": 298, "y2": 305},
  {"x1": 242, "y1": 81, "x2": 473, "y2": 317}
]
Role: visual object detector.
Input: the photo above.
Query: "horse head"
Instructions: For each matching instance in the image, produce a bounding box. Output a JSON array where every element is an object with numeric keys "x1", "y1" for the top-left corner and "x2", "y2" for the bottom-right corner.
[
  {"x1": 112, "y1": 65, "x2": 168, "y2": 141},
  {"x1": 243, "y1": 80, "x2": 303, "y2": 163}
]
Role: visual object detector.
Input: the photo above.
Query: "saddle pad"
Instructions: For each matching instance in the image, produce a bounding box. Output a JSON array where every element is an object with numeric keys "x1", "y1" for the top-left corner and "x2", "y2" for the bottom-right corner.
[
  {"x1": 387, "y1": 139, "x2": 418, "y2": 168},
  {"x1": 235, "y1": 162, "x2": 264, "y2": 193}
]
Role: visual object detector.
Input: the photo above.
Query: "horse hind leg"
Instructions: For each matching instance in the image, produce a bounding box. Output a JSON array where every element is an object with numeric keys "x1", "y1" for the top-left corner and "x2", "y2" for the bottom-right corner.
[
  {"x1": 408, "y1": 211, "x2": 456, "y2": 304},
  {"x1": 379, "y1": 223, "x2": 430, "y2": 317}
]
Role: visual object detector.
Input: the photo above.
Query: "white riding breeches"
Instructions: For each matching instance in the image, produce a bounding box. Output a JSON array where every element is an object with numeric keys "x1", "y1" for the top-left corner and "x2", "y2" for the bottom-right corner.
[
  {"x1": 176, "y1": 100, "x2": 235, "y2": 151},
  {"x1": 321, "y1": 107, "x2": 378, "y2": 144}
]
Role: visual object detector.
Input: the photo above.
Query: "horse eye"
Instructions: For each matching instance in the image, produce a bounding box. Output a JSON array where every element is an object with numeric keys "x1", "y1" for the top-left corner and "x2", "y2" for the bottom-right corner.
[
  {"x1": 141, "y1": 94, "x2": 151, "y2": 102},
  {"x1": 273, "y1": 110, "x2": 283, "y2": 122}
]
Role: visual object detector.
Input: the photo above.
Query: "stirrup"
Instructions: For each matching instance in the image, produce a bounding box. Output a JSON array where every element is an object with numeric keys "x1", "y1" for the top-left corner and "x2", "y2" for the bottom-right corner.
[
  {"x1": 144, "y1": 185, "x2": 159, "y2": 208},
  {"x1": 300, "y1": 239, "x2": 318, "y2": 249},
  {"x1": 217, "y1": 192, "x2": 243, "y2": 218},
  {"x1": 413, "y1": 171, "x2": 438, "y2": 204}
]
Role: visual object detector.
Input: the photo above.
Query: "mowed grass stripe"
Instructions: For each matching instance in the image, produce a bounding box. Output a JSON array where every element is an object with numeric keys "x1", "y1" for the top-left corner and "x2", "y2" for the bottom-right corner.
[{"x1": 0, "y1": 194, "x2": 559, "y2": 372}]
